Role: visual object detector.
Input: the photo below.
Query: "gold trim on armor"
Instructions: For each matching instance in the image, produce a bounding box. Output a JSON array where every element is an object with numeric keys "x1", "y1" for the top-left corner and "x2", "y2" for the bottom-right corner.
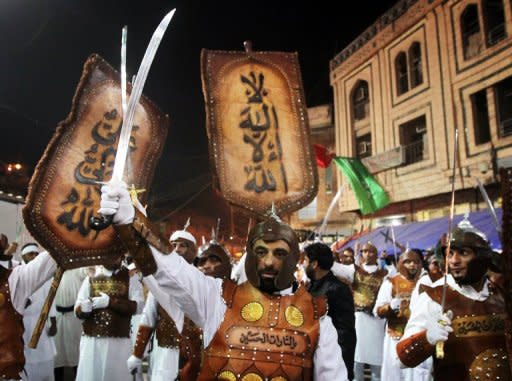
[
  {"x1": 271, "y1": 377, "x2": 288, "y2": 381},
  {"x1": 218, "y1": 370, "x2": 237, "y2": 381},
  {"x1": 469, "y1": 348, "x2": 511, "y2": 381},
  {"x1": 91, "y1": 279, "x2": 128, "y2": 297},
  {"x1": 284, "y1": 305, "x2": 304, "y2": 327},
  {"x1": 453, "y1": 313, "x2": 506, "y2": 338},
  {"x1": 241, "y1": 373, "x2": 263, "y2": 381},
  {"x1": 241, "y1": 302, "x2": 264, "y2": 322}
]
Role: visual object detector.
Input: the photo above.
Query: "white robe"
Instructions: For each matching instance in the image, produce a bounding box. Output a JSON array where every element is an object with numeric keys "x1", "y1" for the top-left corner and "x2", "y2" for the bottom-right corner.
[
  {"x1": 22, "y1": 278, "x2": 57, "y2": 381},
  {"x1": 53, "y1": 267, "x2": 87, "y2": 368},
  {"x1": 138, "y1": 292, "x2": 181, "y2": 381},
  {"x1": 373, "y1": 278, "x2": 411, "y2": 381},
  {"x1": 75, "y1": 267, "x2": 145, "y2": 381},
  {"x1": 333, "y1": 262, "x2": 386, "y2": 366},
  {"x1": 5, "y1": 252, "x2": 57, "y2": 380},
  {"x1": 149, "y1": 247, "x2": 349, "y2": 380}
]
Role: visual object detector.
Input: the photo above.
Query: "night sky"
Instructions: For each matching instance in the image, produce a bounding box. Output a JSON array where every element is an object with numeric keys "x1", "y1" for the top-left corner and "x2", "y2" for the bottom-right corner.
[{"x1": 0, "y1": 0, "x2": 397, "y2": 212}]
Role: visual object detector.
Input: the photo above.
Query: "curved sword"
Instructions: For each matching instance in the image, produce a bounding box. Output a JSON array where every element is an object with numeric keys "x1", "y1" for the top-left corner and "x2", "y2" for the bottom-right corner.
[{"x1": 90, "y1": 9, "x2": 176, "y2": 230}]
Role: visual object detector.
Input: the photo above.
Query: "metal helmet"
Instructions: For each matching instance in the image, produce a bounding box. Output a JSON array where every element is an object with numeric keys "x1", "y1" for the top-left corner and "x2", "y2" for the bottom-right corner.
[
  {"x1": 245, "y1": 214, "x2": 300, "y2": 291},
  {"x1": 397, "y1": 248, "x2": 423, "y2": 279},
  {"x1": 449, "y1": 216, "x2": 493, "y2": 257},
  {"x1": 196, "y1": 240, "x2": 232, "y2": 279}
]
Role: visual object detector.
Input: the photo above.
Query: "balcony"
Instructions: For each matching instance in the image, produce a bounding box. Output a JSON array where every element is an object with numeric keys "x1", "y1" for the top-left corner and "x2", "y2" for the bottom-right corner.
[{"x1": 403, "y1": 139, "x2": 425, "y2": 165}]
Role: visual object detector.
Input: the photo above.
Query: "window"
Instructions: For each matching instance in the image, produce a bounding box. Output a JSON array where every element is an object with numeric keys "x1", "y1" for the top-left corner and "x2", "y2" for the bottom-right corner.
[
  {"x1": 471, "y1": 89, "x2": 491, "y2": 144},
  {"x1": 395, "y1": 52, "x2": 409, "y2": 95},
  {"x1": 399, "y1": 115, "x2": 427, "y2": 165},
  {"x1": 352, "y1": 81, "x2": 370, "y2": 121},
  {"x1": 356, "y1": 133, "x2": 372, "y2": 159},
  {"x1": 461, "y1": 5, "x2": 482, "y2": 59},
  {"x1": 483, "y1": 0, "x2": 506, "y2": 46},
  {"x1": 409, "y1": 42, "x2": 423, "y2": 88},
  {"x1": 495, "y1": 76, "x2": 512, "y2": 137}
]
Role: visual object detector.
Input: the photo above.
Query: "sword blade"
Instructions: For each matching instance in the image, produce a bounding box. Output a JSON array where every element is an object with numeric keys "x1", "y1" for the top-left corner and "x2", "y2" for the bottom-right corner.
[
  {"x1": 440, "y1": 128, "x2": 459, "y2": 311},
  {"x1": 121, "y1": 26, "x2": 128, "y2": 117},
  {"x1": 476, "y1": 177, "x2": 501, "y2": 233},
  {"x1": 111, "y1": 8, "x2": 176, "y2": 182}
]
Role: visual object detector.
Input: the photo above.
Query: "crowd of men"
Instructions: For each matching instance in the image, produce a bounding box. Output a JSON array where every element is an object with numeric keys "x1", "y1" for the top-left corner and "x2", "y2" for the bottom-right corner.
[{"x1": 0, "y1": 182, "x2": 509, "y2": 380}]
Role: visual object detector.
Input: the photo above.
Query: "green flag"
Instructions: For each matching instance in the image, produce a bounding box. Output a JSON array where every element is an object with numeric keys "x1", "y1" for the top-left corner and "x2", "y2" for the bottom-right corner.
[{"x1": 333, "y1": 157, "x2": 389, "y2": 215}]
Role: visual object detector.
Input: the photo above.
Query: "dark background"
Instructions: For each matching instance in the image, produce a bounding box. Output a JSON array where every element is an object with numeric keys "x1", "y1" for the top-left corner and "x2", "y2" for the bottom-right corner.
[{"x1": 0, "y1": 0, "x2": 397, "y2": 214}]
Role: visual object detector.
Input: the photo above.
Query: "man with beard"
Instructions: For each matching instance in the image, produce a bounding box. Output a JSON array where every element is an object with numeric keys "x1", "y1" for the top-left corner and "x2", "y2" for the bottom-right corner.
[
  {"x1": 337, "y1": 247, "x2": 355, "y2": 265},
  {"x1": 333, "y1": 242, "x2": 388, "y2": 381},
  {"x1": 374, "y1": 249, "x2": 423, "y2": 381},
  {"x1": 195, "y1": 238, "x2": 232, "y2": 280},
  {"x1": 396, "y1": 219, "x2": 510, "y2": 381},
  {"x1": 127, "y1": 226, "x2": 201, "y2": 380},
  {"x1": 99, "y1": 182, "x2": 349, "y2": 379},
  {"x1": 304, "y1": 242, "x2": 356, "y2": 380},
  {"x1": 74, "y1": 256, "x2": 144, "y2": 381}
]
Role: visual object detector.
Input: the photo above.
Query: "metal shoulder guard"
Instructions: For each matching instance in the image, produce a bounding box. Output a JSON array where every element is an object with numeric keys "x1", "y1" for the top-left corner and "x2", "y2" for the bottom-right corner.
[
  {"x1": 396, "y1": 330, "x2": 435, "y2": 367},
  {"x1": 114, "y1": 210, "x2": 171, "y2": 276}
]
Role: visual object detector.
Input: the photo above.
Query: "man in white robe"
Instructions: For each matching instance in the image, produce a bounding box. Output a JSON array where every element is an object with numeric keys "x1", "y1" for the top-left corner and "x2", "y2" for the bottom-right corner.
[{"x1": 99, "y1": 183, "x2": 349, "y2": 380}]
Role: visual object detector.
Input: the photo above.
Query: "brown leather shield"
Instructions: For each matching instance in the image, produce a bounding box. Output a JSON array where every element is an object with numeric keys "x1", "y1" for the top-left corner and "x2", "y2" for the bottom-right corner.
[
  {"x1": 201, "y1": 48, "x2": 318, "y2": 217},
  {"x1": 23, "y1": 54, "x2": 169, "y2": 269}
]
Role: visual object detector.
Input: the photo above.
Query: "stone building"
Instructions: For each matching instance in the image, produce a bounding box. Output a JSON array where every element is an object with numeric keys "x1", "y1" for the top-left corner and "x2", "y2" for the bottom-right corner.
[{"x1": 330, "y1": 0, "x2": 512, "y2": 228}]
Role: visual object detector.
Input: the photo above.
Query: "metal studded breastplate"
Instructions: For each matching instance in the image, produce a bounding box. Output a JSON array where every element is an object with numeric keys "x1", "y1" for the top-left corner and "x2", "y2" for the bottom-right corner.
[
  {"x1": 82, "y1": 268, "x2": 131, "y2": 338},
  {"x1": 387, "y1": 274, "x2": 416, "y2": 339},
  {"x1": 424, "y1": 285, "x2": 511, "y2": 381},
  {"x1": 353, "y1": 265, "x2": 387, "y2": 314},
  {"x1": 155, "y1": 304, "x2": 180, "y2": 348},
  {"x1": 197, "y1": 280, "x2": 326, "y2": 381}
]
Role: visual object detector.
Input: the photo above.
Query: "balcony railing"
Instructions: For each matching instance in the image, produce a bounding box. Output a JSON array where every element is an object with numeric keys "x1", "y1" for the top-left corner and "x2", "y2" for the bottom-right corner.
[{"x1": 403, "y1": 139, "x2": 424, "y2": 165}]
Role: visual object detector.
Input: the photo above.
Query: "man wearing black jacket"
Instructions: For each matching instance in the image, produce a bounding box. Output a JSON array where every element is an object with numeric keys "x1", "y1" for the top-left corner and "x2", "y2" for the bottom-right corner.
[{"x1": 304, "y1": 242, "x2": 357, "y2": 380}]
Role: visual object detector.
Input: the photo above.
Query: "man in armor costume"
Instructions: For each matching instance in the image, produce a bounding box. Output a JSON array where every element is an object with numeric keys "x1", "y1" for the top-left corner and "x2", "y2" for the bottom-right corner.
[
  {"x1": 332, "y1": 242, "x2": 388, "y2": 381},
  {"x1": 374, "y1": 249, "x2": 423, "y2": 381},
  {"x1": 195, "y1": 237, "x2": 232, "y2": 280},
  {"x1": 303, "y1": 242, "x2": 356, "y2": 380},
  {"x1": 396, "y1": 218, "x2": 510, "y2": 381},
  {"x1": 74, "y1": 256, "x2": 144, "y2": 381},
  {"x1": 127, "y1": 226, "x2": 203, "y2": 380},
  {"x1": 99, "y1": 182, "x2": 349, "y2": 379},
  {"x1": 0, "y1": 237, "x2": 57, "y2": 380},
  {"x1": 20, "y1": 243, "x2": 58, "y2": 381}
]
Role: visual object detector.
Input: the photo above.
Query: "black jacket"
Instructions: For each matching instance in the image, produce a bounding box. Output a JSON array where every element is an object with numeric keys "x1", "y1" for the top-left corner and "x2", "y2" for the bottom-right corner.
[{"x1": 308, "y1": 271, "x2": 356, "y2": 380}]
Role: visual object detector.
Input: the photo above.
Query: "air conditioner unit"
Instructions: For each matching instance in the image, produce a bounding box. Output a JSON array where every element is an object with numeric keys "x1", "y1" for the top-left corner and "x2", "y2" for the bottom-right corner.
[{"x1": 358, "y1": 141, "x2": 372, "y2": 154}]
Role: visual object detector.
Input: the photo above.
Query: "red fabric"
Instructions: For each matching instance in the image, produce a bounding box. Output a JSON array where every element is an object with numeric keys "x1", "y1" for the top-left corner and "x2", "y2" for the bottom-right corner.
[{"x1": 313, "y1": 144, "x2": 335, "y2": 168}]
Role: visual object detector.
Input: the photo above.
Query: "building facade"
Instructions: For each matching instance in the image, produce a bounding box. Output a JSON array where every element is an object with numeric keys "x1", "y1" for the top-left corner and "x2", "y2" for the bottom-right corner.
[{"x1": 330, "y1": 0, "x2": 512, "y2": 227}]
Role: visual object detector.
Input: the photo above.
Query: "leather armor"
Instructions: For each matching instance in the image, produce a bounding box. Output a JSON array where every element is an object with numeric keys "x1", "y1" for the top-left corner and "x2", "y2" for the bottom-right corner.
[
  {"x1": 0, "y1": 267, "x2": 24, "y2": 380},
  {"x1": 197, "y1": 280, "x2": 326, "y2": 380},
  {"x1": 82, "y1": 268, "x2": 135, "y2": 338},
  {"x1": 353, "y1": 265, "x2": 388, "y2": 314}
]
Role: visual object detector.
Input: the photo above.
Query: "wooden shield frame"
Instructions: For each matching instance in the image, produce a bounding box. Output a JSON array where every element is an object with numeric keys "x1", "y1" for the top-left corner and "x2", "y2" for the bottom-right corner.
[
  {"x1": 23, "y1": 54, "x2": 169, "y2": 269},
  {"x1": 201, "y1": 49, "x2": 318, "y2": 217}
]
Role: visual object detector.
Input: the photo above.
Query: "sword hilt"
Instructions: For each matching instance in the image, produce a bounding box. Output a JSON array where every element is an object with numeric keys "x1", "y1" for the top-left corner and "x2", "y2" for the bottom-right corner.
[
  {"x1": 89, "y1": 214, "x2": 114, "y2": 231},
  {"x1": 435, "y1": 341, "x2": 445, "y2": 359}
]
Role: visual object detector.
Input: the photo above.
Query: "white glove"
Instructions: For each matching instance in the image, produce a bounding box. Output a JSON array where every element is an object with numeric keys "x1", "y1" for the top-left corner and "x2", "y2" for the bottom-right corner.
[
  {"x1": 92, "y1": 292, "x2": 110, "y2": 310},
  {"x1": 390, "y1": 298, "x2": 401, "y2": 311},
  {"x1": 426, "y1": 310, "x2": 453, "y2": 345},
  {"x1": 98, "y1": 181, "x2": 134, "y2": 225},
  {"x1": 80, "y1": 299, "x2": 93, "y2": 313},
  {"x1": 127, "y1": 354, "x2": 142, "y2": 374}
]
